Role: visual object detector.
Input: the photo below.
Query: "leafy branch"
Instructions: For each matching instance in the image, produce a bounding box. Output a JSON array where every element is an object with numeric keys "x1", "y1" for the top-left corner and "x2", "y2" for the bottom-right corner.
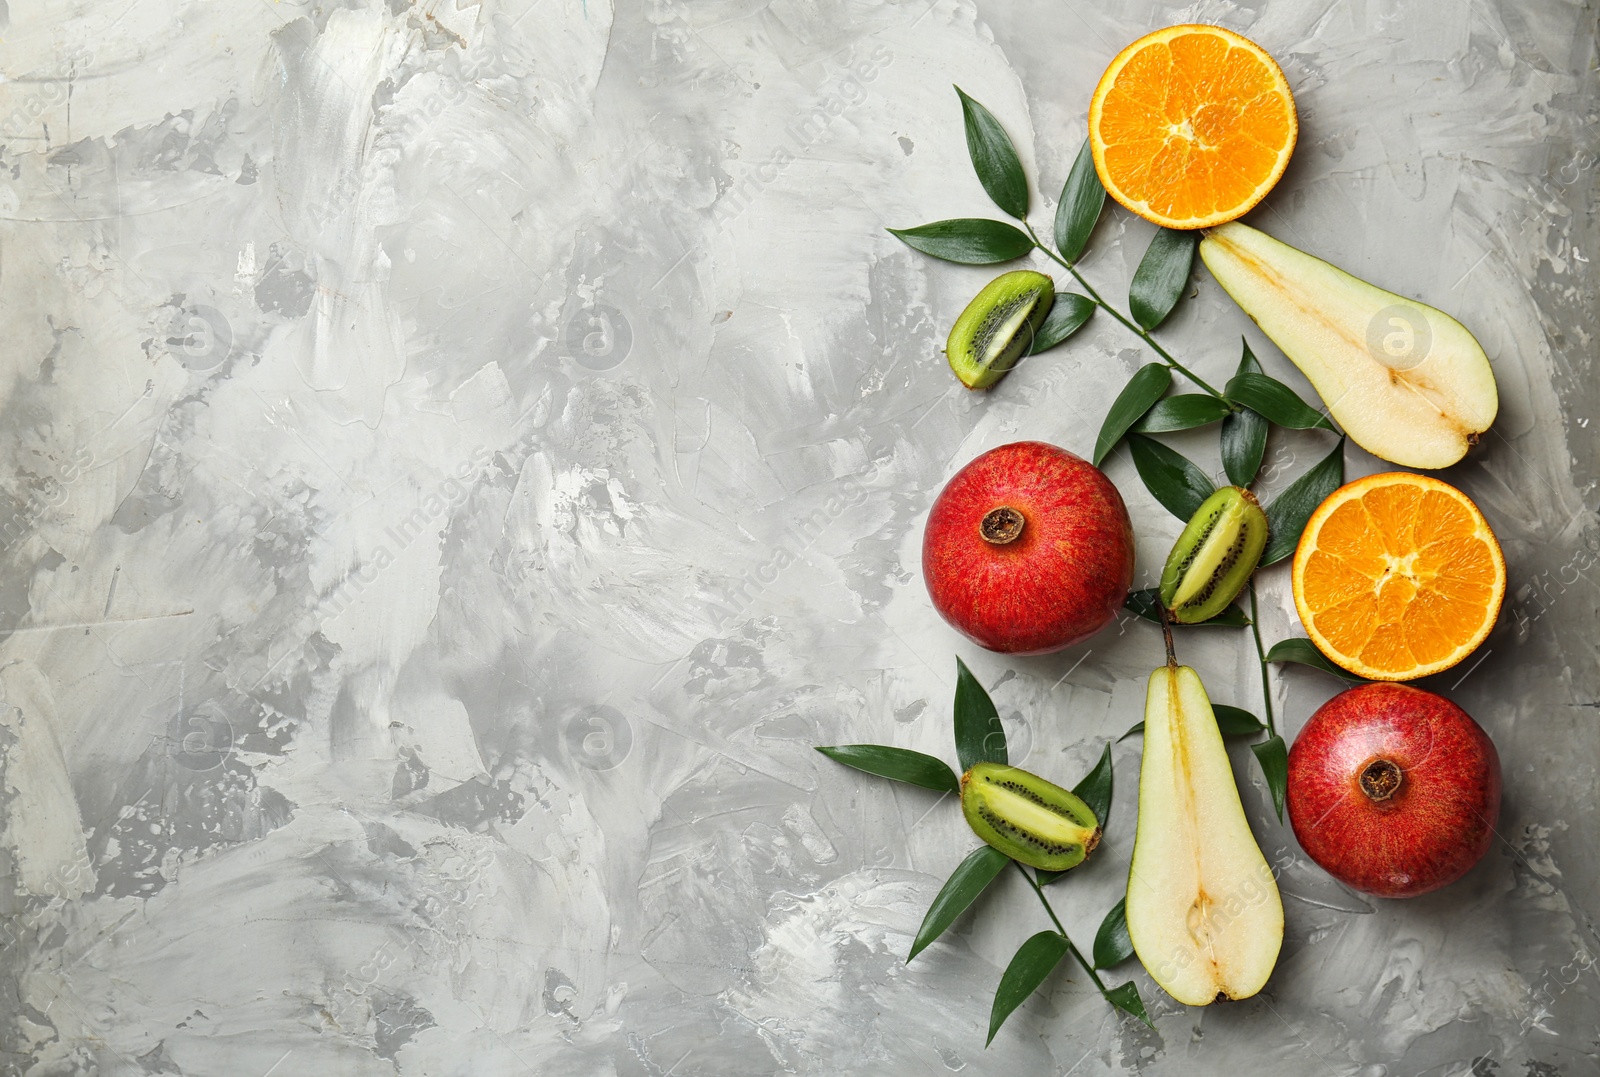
[
  {"x1": 1247, "y1": 583, "x2": 1288, "y2": 822},
  {"x1": 995, "y1": 863, "x2": 1148, "y2": 1043},
  {"x1": 1026, "y1": 207, "x2": 1223, "y2": 400},
  {"x1": 816, "y1": 659, "x2": 1149, "y2": 1042}
]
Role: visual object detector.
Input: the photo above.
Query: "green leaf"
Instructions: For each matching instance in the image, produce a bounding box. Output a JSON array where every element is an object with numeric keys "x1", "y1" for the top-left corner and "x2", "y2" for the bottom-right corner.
[
  {"x1": 987, "y1": 931, "x2": 1070, "y2": 1045},
  {"x1": 814, "y1": 745, "x2": 960, "y2": 794},
  {"x1": 1132, "y1": 394, "x2": 1232, "y2": 433},
  {"x1": 1028, "y1": 293, "x2": 1095, "y2": 355},
  {"x1": 1221, "y1": 342, "x2": 1269, "y2": 487},
  {"x1": 887, "y1": 219, "x2": 1035, "y2": 264},
  {"x1": 1092, "y1": 897, "x2": 1133, "y2": 969},
  {"x1": 1127, "y1": 434, "x2": 1216, "y2": 521},
  {"x1": 1266, "y1": 637, "x2": 1365, "y2": 681},
  {"x1": 954, "y1": 657, "x2": 1006, "y2": 772},
  {"x1": 1251, "y1": 734, "x2": 1289, "y2": 823},
  {"x1": 1225, "y1": 372, "x2": 1335, "y2": 431},
  {"x1": 1212, "y1": 705, "x2": 1266, "y2": 737},
  {"x1": 1106, "y1": 981, "x2": 1154, "y2": 1028},
  {"x1": 1054, "y1": 140, "x2": 1106, "y2": 263},
  {"x1": 1128, "y1": 228, "x2": 1198, "y2": 331},
  {"x1": 1092, "y1": 363, "x2": 1171, "y2": 466},
  {"x1": 1072, "y1": 742, "x2": 1114, "y2": 829},
  {"x1": 1262, "y1": 439, "x2": 1346, "y2": 565},
  {"x1": 1122, "y1": 588, "x2": 1164, "y2": 624},
  {"x1": 908, "y1": 845, "x2": 1009, "y2": 961},
  {"x1": 955, "y1": 87, "x2": 1029, "y2": 219},
  {"x1": 1118, "y1": 721, "x2": 1144, "y2": 742},
  {"x1": 1123, "y1": 588, "x2": 1248, "y2": 627}
]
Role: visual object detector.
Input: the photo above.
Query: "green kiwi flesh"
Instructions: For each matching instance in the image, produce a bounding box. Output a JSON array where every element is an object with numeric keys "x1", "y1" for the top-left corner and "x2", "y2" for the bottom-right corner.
[
  {"x1": 960, "y1": 761, "x2": 1101, "y2": 871},
  {"x1": 946, "y1": 271, "x2": 1055, "y2": 389},
  {"x1": 1158, "y1": 486, "x2": 1269, "y2": 624}
]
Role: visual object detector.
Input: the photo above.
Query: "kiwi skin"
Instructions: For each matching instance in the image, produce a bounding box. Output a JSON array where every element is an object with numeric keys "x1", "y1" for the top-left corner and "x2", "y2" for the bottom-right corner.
[
  {"x1": 946, "y1": 271, "x2": 1055, "y2": 390},
  {"x1": 1158, "y1": 486, "x2": 1269, "y2": 624},
  {"x1": 960, "y1": 762, "x2": 1102, "y2": 872}
]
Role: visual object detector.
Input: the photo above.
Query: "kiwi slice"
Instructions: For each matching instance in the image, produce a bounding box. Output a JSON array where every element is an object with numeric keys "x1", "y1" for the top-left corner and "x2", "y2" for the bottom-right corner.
[
  {"x1": 946, "y1": 270, "x2": 1055, "y2": 389},
  {"x1": 960, "y1": 761, "x2": 1102, "y2": 872},
  {"x1": 1158, "y1": 486, "x2": 1269, "y2": 624}
]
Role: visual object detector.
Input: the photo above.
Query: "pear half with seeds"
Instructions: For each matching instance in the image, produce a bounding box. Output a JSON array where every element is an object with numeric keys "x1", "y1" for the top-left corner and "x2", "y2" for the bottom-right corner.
[
  {"x1": 1128, "y1": 664, "x2": 1283, "y2": 1006},
  {"x1": 1200, "y1": 222, "x2": 1498, "y2": 469}
]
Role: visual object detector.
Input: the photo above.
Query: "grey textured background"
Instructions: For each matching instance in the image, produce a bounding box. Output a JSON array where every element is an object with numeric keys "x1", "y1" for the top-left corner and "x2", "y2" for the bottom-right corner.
[{"x1": 1, "y1": 0, "x2": 1597, "y2": 1073}]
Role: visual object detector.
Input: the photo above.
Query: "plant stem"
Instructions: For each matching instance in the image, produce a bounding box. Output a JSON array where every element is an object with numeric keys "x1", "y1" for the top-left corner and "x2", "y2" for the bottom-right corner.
[
  {"x1": 1248, "y1": 582, "x2": 1277, "y2": 738},
  {"x1": 1025, "y1": 225, "x2": 1227, "y2": 401},
  {"x1": 1014, "y1": 863, "x2": 1109, "y2": 996}
]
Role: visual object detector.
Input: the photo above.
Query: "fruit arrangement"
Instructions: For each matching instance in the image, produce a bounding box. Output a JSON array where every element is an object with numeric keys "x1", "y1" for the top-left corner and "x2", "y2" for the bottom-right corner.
[{"x1": 821, "y1": 24, "x2": 1508, "y2": 1043}]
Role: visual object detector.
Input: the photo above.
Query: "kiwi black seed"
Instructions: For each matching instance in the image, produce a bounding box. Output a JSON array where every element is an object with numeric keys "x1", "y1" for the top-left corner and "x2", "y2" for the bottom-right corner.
[
  {"x1": 1158, "y1": 486, "x2": 1269, "y2": 624},
  {"x1": 959, "y1": 761, "x2": 1102, "y2": 872},
  {"x1": 946, "y1": 271, "x2": 1055, "y2": 390}
]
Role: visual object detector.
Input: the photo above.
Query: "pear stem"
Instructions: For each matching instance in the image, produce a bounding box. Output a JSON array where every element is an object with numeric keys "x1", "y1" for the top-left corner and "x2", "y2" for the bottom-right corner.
[
  {"x1": 1025, "y1": 224, "x2": 1228, "y2": 401},
  {"x1": 1248, "y1": 582, "x2": 1278, "y2": 738},
  {"x1": 1157, "y1": 602, "x2": 1177, "y2": 668}
]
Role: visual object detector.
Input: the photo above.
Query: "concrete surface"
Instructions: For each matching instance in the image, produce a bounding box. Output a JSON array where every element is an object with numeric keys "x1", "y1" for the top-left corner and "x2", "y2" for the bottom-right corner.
[{"x1": 0, "y1": 0, "x2": 1596, "y2": 1073}]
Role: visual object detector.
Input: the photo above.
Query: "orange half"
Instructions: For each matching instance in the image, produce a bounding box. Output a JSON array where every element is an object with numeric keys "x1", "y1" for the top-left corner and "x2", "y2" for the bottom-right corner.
[
  {"x1": 1291, "y1": 473, "x2": 1506, "y2": 682},
  {"x1": 1088, "y1": 25, "x2": 1297, "y2": 229}
]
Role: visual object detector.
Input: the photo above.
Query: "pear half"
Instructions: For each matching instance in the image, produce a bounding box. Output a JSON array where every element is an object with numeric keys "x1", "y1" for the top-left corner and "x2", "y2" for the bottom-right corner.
[
  {"x1": 1128, "y1": 665, "x2": 1283, "y2": 1005},
  {"x1": 1200, "y1": 222, "x2": 1497, "y2": 469}
]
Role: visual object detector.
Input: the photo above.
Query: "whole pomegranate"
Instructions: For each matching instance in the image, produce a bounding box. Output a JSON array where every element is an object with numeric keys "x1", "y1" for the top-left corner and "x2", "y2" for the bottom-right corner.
[
  {"x1": 922, "y1": 441, "x2": 1134, "y2": 654},
  {"x1": 1287, "y1": 683, "x2": 1501, "y2": 898}
]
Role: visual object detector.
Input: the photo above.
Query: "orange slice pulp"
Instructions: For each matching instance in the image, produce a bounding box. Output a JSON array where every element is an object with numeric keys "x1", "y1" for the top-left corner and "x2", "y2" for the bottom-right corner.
[
  {"x1": 1088, "y1": 25, "x2": 1297, "y2": 230},
  {"x1": 1291, "y1": 472, "x2": 1506, "y2": 681}
]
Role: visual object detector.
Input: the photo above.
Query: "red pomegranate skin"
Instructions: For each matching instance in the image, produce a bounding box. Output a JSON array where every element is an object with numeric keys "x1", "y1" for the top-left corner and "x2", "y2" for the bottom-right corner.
[
  {"x1": 1287, "y1": 683, "x2": 1502, "y2": 898},
  {"x1": 922, "y1": 441, "x2": 1134, "y2": 654}
]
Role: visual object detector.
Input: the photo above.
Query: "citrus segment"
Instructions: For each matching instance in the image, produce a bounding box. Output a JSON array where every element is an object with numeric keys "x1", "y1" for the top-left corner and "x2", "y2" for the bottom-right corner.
[
  {"x1": 1088, "y1": 25, "x2": 1297, "y2": 229},
  {"x1": 1290, "y1": 473, "x2": 1505, "y2": 681}
]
